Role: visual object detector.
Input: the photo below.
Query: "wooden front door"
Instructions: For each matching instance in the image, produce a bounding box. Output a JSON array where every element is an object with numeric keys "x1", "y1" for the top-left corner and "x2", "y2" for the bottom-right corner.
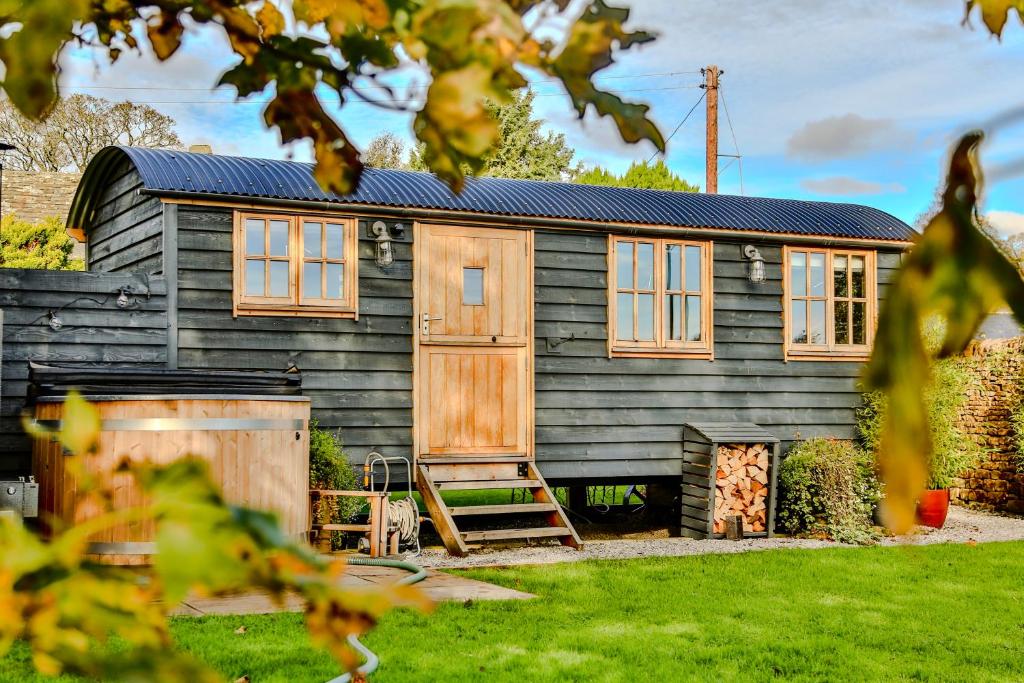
[{"x1": 415, "y1": 224, "x2": 532, "y2": 459}]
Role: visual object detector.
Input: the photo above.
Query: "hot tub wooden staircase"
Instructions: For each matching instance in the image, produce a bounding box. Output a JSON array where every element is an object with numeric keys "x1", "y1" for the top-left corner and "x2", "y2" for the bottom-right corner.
[{"x1": 415, "y1": 457, "x2": 582, "y2": 557}]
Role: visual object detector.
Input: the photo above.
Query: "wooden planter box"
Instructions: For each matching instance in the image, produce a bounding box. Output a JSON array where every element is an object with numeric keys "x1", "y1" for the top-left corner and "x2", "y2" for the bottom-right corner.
[{"x1": 681, "y1": 422, "x2": 780, "y2": 539}]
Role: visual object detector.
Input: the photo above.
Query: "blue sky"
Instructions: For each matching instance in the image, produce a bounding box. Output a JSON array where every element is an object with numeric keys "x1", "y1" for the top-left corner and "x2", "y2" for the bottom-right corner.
[{"x1": 59, "y1": 1, "x2": 1024, "y2": 234}]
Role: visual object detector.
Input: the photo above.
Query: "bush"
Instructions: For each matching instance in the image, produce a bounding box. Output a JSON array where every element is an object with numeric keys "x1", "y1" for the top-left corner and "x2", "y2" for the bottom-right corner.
[
  {"x1": 309, "y1": 420, "x2": 361, "y2": 535},
  {"x1": 858, "y1": 355, "x2": 984, "y2": 489},
  {"x1": 776, "y1": 438, "x2": 880, "y2": 544},
  {"x1": 1, "y1": 215, "x2": 84, "y2": 270}
]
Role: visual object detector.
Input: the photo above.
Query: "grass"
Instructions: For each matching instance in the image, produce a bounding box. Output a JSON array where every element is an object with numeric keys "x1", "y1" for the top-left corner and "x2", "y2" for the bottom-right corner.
[{"x1": 4, "y1": 541, "x2": 1023, "y2": 682}]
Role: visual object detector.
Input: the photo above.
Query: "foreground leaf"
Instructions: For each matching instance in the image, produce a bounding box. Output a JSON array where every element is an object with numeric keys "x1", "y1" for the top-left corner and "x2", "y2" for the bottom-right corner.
[
  {"x1": 864, "y1": 132, "x2": 1024, "y2": 532},
  {"x1": 964, "y1": 0, "x2": 1024, "y2": 37}
]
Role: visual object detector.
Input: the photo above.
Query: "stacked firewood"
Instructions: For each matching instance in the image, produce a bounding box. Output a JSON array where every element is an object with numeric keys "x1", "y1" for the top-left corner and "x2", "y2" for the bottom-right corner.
[{"x1": 713, "y1": 443, "x2": 770, "y2": 534}]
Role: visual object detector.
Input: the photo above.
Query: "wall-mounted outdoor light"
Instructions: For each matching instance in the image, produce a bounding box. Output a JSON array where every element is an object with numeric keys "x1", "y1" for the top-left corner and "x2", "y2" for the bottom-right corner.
[
  {"x1": 47, "y1": 311, "x2": 63, "y2": 331},
  {"x1": 743, "y1": 245, "x2": 766, "y2": 284},
  {"x1": 370, "y1": 220, "x2": 394, "y2": 268}
]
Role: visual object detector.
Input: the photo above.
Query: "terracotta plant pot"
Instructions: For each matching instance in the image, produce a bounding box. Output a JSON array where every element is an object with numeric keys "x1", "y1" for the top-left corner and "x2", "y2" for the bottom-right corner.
[{"x1": 916, "y1": 489, "x2": 950, "y2": 529}]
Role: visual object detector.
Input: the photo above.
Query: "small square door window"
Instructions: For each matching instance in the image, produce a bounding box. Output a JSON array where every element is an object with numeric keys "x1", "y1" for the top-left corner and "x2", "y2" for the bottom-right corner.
[{"x1": 463, "y1": 267, "x2": 484, "y2": 305}]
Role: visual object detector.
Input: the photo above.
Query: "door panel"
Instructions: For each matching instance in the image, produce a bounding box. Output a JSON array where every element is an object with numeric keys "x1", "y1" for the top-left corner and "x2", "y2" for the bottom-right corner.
[
  {"x1": 420, "y1": 346, "x2": 526, "y2": 454},
  {"x1": 420, "y1": 226, "x2": 527, "y2": 344},
  {"x1": 416, "y1": 224, "x2": 532, "y2": 459}
]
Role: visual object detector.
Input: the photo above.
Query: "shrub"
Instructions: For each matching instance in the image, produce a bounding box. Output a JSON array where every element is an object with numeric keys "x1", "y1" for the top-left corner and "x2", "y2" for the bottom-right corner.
[
  {"x1": 309, "y1": 420, "x2": 361, "y2": 536},
  {"x1": 1, "y1": 215, "x2": 84, "y2": 270},
  {"x1": 776, "y1": 438, "x2": 880, "y2": 544},
  {"x1": 858, "y1": 355, "x2": 984, "y2": 489}
]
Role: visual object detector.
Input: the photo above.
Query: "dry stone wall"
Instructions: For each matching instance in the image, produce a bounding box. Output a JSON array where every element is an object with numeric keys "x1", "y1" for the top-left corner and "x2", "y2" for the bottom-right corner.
[
  {"x1": 951, "y1": 338, "x2": 1024, "y2": 513},
  {"x1": 1, "y1": 170, "x2": 82, "y2": 225}
]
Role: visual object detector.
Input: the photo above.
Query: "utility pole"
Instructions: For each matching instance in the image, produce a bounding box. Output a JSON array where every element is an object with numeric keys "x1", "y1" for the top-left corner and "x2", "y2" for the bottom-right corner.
[{"x1": 702, "y1": 65, "x2": 720, "y2": 194}]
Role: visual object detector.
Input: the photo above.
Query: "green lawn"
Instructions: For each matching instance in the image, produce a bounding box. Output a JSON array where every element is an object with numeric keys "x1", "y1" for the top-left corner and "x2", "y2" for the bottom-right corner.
[{"x1": 4, "y1": 542, "x2": 1023, "y2": 682}]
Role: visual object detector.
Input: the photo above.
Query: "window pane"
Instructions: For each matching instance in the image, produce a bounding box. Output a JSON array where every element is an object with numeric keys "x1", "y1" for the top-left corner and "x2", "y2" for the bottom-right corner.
[
  {"x1": 303, "y1": 262, "x2": 322, "y2": 299},
  {"x1": 792, "y1": 300, "x2": 807, "y2": 344},
  {"x1": 463, "y1": 267, "x2": 484, "y2": 305},
  {"x1": 685, "y1": 246, "x2": 702, "y2": 292},
  {"x1": 637, "y1": 294, "x2": 655, "y2": 340},
  {"x1": 835, "y1": 300, "x2": 850, "y2": 345},
  {"x1": 326, "y1": 224, "x2": 344, "y2": 260},
  {"x1": 303, "y1": 222, "x2": 323, "y2": 258},
  {"x1": 326, "y1": 263, "x2": 344, "y2": 299},
  {"x1": 245, "y1": 219, "x2": 265, "y2": 256},
  {"x1": 616, "y1": 242, "x2": 634, "y2": 289},
  {"x1": 665, "y1": 294, "x2": 682, "y2": 340},
  {"x1": 791, "y1": 252, "x2": 807, "y2": 296},
  {"x1": 637, "y1": 242, "x2": 655, "y2": 290},
  {"x1": 685, "y1": 295, "x2": 702, "y2": 342},
  {"x1": 245, "y1": 259, "x2": 264, "y2": 296},
  {"x1": 851, "y1": 256, "x2": 866, "y2": 298},
  {"x1": 665, "y1": 244, "x2": 682, "y2": 291},
  {"x1": 809, "y1": 300, "x2": 826, "y2": 344},
  {"x1": 269, "y1": 220, "x2": 289, "y2": 256},
  {"x1": 833, "y1": 255, "x2": 848, "y2": 297},
  {"x1": 269, "y1": 260, "x2": 289, "y2": 297},
  {"x1": 809, "y1": 252, "x2": 826, "y2": 297},
  {"x1": 616, "y1": 293, "x2": 634, "y2": 341},
  {"x1": 853, "y1": 301, "x2": 867, "y2": 344}
]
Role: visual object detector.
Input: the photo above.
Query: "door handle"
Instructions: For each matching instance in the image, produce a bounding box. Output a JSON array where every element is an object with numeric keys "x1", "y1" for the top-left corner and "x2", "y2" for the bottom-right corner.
[{"x1": 421, "y1": 313, "x2": 442, "y2": 335}]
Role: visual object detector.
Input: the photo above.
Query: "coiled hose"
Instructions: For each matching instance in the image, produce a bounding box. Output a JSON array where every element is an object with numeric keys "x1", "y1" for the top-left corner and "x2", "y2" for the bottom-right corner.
[{"x1": 326, "y1": 556, "x2": 427, "y2": 683}]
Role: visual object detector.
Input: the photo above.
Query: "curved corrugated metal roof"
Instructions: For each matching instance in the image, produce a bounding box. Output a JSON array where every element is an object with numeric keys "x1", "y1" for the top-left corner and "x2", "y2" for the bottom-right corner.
[{"x1": 69, "y1": 146, "x2": 916, "y2": 241}]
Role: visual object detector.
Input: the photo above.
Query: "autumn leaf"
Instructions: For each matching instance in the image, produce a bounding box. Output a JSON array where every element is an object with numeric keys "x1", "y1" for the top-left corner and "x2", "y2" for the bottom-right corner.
[
  {"x1": 964, "y1": 0, "x2": 1024, "y2": 37},
  {"x1": 550, "y1": 0, "x2": 665, "y2": 152},
  {"x1": 0, "y1": 0, "x2": 89, "y2": 119},
  {"x1": 256, "y1": 1, "x2": 286, "y2": 38},
  {"x1": 147, "y1": 10, "x2": 185, "y2": 61},
  {"x1": 864, "y1": 132, "x2": 1024, "y2": 532}
]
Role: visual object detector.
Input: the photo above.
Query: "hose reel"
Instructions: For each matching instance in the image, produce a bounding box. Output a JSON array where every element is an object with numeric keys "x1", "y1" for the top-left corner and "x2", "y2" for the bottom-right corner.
[{"x1": 363, "y1": 452, "x2": 421, "y2": 556}]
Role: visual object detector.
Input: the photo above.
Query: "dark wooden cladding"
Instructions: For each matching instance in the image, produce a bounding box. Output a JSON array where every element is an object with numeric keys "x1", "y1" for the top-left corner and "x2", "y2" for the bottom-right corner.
[
  {"x1": 0, "y1": 270, "x2": 169, "y2": 475},
  {"x1": 174, "y1": 205, "x2": 413, "y2": 461},
  {"x1": 87, "y1": 162, "x2": 164, "y2": 275},
  {"x1": 533, "y1": 230, "x2": 902, "y2": 481}
]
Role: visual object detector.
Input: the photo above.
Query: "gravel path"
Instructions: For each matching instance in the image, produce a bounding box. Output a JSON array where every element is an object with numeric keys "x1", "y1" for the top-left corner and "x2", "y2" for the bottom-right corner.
[{"x1": 416, "y1": 506, "x2": 1024, "y2": 570}]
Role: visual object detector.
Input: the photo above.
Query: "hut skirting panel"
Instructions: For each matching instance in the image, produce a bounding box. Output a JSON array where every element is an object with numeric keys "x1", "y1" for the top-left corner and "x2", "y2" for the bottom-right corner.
[
  {"x1": 32, "y1": 395, "x2": 310, "y2": 565},
  {"x1": 681, "y1": 422, "x2": 780, "y2": 540}
]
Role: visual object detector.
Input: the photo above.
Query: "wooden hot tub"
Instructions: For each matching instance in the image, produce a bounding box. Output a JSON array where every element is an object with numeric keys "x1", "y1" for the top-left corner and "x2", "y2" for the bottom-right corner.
[{"x1": 32, "y1": 394, "x2": 310, "y2": 564}]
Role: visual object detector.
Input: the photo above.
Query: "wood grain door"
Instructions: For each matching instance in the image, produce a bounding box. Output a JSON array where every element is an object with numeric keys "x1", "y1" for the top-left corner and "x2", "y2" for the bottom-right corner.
[{"x1": 416, "y1": 224, "x2": 532, "y2": 458}]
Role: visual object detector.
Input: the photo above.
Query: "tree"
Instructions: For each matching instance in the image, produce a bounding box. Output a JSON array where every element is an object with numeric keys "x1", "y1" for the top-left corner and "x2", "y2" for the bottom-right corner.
[
  {"x1": 0, "y1": 1, "x2": 663, "y2": 194},
  {"x1": 575, "y1": 159, "x2": 699, "y2": 192},
  {"x1": 0, "y1": 216, "x2": 84, "y2": 270},
  {"x1": 363, "y1": 132, "x2": 407, "y2": 170},
  {"x1": 408, "y1": 90, "x2": 579, "y2": 181},
  {"x1": 0, "y1": 95, "x2": 181, "y2": 172}
]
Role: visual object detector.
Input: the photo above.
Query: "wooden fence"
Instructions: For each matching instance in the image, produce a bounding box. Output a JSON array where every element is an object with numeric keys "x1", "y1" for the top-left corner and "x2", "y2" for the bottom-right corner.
[{"x1": 0, "y1": 269, "x2": 168, "y2": 475}]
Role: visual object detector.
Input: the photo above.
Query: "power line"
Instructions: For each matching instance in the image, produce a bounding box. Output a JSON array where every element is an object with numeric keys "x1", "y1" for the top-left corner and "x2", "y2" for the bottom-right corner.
[
  {"x1": 719, "y1": 86, "x2": 744, "y2": 195},
  {"x1": 55, "y1": 83, "x2": 703, "y2": 107},
  {"x1": 648, "y1": 90, "x2": 706, "y2": 163},
  {"x1": 61, "y1": 70, "x2": 703, "y2": 93}
]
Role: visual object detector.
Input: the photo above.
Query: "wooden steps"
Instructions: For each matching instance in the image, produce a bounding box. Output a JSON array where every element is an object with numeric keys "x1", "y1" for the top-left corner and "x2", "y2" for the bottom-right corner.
[
  {"x1": 449, "y1": 503, "x2": 558, "y2": 517},
  {"x1": 437, "y1": 479, "x2": 542, "y2": 491},
  {"x1": 416, "y1": 459, "x2": 582, "y2": 557},
  {"x1": 461, "y1": 527, "x2": 571, "y2": 542}
]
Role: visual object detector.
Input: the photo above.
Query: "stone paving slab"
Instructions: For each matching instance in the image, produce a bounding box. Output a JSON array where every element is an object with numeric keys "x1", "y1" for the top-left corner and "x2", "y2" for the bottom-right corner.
[{"x1": 170, "y1": 565, "x2": 533, "y2": 617}]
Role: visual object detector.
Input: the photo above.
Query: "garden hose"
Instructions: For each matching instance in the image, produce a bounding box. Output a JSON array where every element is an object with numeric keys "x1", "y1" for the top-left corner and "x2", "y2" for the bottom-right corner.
[{"x1": 326, "y1": 556, "x2": 427, "y2": 683}]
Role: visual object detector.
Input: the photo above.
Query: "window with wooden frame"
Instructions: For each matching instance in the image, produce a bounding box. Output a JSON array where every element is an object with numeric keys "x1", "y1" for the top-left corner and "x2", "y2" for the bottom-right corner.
[
  {"x1": 608, "y1": 236, "x2": 713, "y2": 358},
  {"x1": 233, "y1": 212, "x2": 358, "y2": 318},
  {"x1": 784, "y1": 246, "x2": 876, "y2": 360}
]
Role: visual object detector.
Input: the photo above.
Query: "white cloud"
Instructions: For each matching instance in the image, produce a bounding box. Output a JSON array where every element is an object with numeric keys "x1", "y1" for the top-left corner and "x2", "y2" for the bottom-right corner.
[
  {"x1": 787, "y1": 114, "x2": 915, "y2": 162},
  {"x1": 987, "y1": 210, "x2": 1024, "y2": 236},
  {"x1": 801, "y1": 176, "x2": 906, "y2": 196}
]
